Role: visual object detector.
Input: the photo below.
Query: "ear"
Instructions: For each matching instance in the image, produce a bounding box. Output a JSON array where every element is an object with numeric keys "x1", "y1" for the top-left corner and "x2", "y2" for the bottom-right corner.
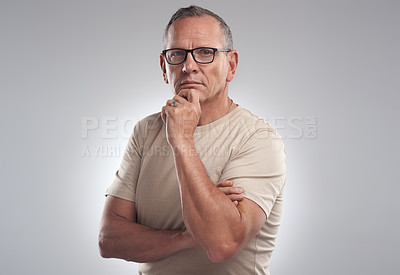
[
  {"x1": 160, "y1": 54, "x2": 169, "y2": 84},
  {"x1": 226, "y1": 50, "x2": 239, "y2": 82}
]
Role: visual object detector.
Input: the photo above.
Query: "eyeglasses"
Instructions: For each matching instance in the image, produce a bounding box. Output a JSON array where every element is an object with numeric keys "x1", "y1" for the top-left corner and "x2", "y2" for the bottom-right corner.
[{"x1": 162, "y1": 47, "x2": 231, "y2": 65}]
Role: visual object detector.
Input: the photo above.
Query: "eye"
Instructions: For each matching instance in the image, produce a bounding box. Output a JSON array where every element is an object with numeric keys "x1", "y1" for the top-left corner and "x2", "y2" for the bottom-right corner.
[
  {"x1": 198, "y1": 49, "x2": 213, "y2": 56},
  {"x1": 170, "y1": 50, "x2": 185, "y2": 57}
]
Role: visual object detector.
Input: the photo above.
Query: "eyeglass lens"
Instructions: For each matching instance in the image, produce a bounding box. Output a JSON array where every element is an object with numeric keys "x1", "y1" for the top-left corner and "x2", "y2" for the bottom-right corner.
[{"x1": 166, "y1": 48, "x2": 215, "y2": 64}]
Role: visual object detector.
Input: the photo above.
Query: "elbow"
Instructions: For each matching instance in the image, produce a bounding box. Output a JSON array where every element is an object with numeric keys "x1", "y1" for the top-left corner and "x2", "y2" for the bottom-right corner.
[
  {"x1": 98, "y1": 233, "x2": 137, "y2": 262},
  {"x1": 98, "y1": 234, "x2": 112, "y2": 259},
  {"x1": 207, "y1": 241, "x2": 239, "y2": 263},
  {"x1": 98, "y1": 239, "x2": 109, "y2": 258}
]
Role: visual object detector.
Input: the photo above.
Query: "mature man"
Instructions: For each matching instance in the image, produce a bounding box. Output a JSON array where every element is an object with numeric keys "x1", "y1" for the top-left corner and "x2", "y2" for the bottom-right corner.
[{"x1": 99, "y1": 5, "x2": 286, "y2": 275}]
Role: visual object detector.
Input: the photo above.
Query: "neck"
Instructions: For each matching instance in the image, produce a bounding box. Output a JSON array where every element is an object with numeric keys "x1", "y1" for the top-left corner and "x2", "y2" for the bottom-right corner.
[{"x1": 198, "y1": 91, "x2": 235, "y2": 126}]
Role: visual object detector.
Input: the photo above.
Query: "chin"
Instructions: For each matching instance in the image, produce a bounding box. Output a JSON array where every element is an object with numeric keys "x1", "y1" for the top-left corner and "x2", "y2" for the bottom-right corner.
[{"x1": 178, "y1": 88, "x2": 204, "y2": 99}]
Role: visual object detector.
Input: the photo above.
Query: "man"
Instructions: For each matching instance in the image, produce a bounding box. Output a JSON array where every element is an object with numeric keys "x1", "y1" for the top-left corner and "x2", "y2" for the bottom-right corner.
[{"x1": 99, "y1": 5, "x2": 286, "y2": 275}]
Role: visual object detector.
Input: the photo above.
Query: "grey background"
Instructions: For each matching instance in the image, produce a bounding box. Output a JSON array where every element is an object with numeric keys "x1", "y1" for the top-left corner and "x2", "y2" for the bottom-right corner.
[{"x1": 1, "y1": 0, "x2": 399, "y2": 274}]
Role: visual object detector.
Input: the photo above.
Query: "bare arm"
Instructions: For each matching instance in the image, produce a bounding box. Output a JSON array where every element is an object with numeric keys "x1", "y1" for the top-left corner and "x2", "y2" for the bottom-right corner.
[
  {"x1": 98, "y1": 195, "x2": 197, "y2": 263},
  {"x1": 98, "y1": 183, "x2": 243, "y2": 262},
  {"x1": 162, "y1": 93, "x2": 266, "y2": 263},
  {"x1": 173, "y1": 142, "x2": 266, "y2": 263}
]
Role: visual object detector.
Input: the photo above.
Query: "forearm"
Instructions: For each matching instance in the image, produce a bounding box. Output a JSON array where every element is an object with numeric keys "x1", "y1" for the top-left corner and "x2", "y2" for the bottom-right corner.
[
  {"x1": 172, "y1": 141, "x2": 245, "y2": 260},
  {"x1": 99, "y1": 214, "x2": 196, "y2": 263}
]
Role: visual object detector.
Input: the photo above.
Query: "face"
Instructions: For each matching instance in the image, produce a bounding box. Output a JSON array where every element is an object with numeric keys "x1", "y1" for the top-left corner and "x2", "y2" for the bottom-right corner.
[{"x1": 160, "y1": 16, "x2": 238, "y2": 104}]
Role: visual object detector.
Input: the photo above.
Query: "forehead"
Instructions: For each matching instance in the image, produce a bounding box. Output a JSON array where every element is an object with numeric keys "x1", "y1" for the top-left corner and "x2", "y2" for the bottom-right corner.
[{"x1": 166, "y1": 16, "x2": 224, "y2": 48}]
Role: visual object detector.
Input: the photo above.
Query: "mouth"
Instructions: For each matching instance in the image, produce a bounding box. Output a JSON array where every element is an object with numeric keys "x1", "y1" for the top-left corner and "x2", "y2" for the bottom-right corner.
[{"x1": 180, "y1": 80, "x2": 203, "y2": 88}]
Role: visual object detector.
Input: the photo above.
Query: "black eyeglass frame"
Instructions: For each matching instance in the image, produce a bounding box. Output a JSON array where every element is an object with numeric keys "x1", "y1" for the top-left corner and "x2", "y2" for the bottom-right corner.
[{"x1": 162, "y1": 47, "x2": 231, "y2": 65}]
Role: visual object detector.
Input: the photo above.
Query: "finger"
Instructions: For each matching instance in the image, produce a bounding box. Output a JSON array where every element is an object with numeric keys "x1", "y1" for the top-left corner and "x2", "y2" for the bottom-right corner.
[
  {"x1": 172, "y1": 95, "x2": 188, "y2": 105},
  {"x1": 177, "y1": 90, "x2": 188, "y2": 100},
  {"x1": 161, "y1": 106, "x2": 167, "y2": 123},
  {"x1": 166, "y1": 99, "x2": 180, "y2": 107},
  {"x1": 227, "y1": 187, "x2": 243, "y2": 194},
  {"x1": 216, "y1": 179, "x2": 234, "y2": 187},
  {"x1": 227, "y1": 193, "x2": 244, "y2": 201},
  {"x1": 217, "y1": 186, "x2": 235, "y2": 195},
  {"x1": 216, "y1": 181, "x2": 233, "y2": 188},
  {"x1": 163, "y1": 105, "x2": 173, "y2": 115},
  {"x1": 218, "y1": 187, "x2": 243, "y2": 196},
  {"x1": 162, "y1": 105, "x2": 177, "y2": 122}
]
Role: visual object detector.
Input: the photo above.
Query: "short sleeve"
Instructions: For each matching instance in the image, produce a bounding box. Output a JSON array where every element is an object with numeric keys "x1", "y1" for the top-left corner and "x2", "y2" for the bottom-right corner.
[
  {"x1": 220, "y1": 128, "x2": 286, "y2": 217},
  {"x1": 105, "y1": 122, "x2": 143, "y2": 202}
]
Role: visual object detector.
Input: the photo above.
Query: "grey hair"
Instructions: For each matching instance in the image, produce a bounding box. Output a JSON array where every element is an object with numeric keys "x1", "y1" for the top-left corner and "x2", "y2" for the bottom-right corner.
[{"x1": 163, "y1": 5, "x2": 233, "y2": 50}]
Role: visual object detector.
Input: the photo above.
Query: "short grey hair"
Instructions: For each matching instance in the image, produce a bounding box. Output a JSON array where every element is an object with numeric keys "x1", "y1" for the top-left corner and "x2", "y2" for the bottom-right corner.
[{"x1": 163, "y1": 5, "x2": 233, "y2": 50}]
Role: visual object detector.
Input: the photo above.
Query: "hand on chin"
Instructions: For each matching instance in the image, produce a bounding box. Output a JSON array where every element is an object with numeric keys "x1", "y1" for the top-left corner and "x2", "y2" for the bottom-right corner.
[{"x1": 177, "y1": 88, "x2": 201, "y2": 100}]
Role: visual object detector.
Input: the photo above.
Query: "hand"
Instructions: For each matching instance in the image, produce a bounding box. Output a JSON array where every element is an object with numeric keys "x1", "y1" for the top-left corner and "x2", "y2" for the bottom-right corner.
[
  {"x1": 161, "y1": 90, "x2": 201, "y2": 149},
  {"x1": 216, "y1": 179, "x2": 244, "y2": 206}
]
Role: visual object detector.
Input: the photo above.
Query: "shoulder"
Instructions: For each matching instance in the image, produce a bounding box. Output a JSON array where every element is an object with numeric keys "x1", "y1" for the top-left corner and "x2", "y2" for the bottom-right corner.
[
  {"x1": 130, "y1": 112, "x2": 165, "y2": 149},
  {"x1": 225, "y1": 106, "x2": 286, "y2": 176},
  {"x1": 134, "y1": 112, "x2": 163, "y2": 136},
  {"x1": 230, "y1": 106, "x2": 281, "y2": 141},
  {"x1": 136, "y1": 112, "x2": 163, "y2": 128}
]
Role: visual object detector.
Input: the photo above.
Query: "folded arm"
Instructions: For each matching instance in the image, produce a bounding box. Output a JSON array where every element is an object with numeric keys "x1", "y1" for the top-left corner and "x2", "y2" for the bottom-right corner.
[
  {"x1": 172, "y1": 142, "x2": 266, "y2": 263},
  {"x1": 98, "y1": 181, "x2": 244, "y2": 262},
  {"x1": 98, "y1": 195, "x2": 197, "y2": 263}
]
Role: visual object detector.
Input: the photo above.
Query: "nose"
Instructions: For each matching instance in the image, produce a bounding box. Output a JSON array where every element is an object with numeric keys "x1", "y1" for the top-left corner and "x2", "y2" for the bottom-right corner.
[{"x1": 182, "y1": 52, "x2": 198, "y2": 73}]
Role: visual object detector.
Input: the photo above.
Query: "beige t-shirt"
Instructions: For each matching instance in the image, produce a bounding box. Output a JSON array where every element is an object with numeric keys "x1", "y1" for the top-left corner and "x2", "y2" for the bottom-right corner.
[{"x1": 106, "y1": 105, "x2": 286, "y2": 275}]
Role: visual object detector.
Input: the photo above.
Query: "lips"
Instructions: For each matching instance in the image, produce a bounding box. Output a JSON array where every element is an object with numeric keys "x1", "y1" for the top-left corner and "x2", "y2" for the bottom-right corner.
[{"x1": 180, "y1": 80, "x2": 202, "y2": 86}]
